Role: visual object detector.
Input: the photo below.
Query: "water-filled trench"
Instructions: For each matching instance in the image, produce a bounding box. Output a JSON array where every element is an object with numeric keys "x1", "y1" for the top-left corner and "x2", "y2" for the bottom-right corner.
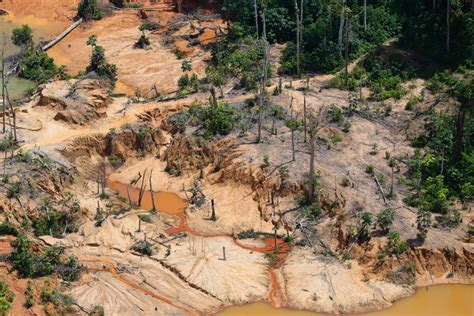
[{"x1": 108, "y1": 179, "x2": 473, "y2": 316}]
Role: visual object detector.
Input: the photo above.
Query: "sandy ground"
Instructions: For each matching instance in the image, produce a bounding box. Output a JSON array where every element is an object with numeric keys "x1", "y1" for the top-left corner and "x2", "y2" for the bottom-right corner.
[
  {"x1": 1, "y1": 1, "x2": 472, "y2": 315},
  {"x1": 282, "y1": 248, "x2": 411, "y2": 314}
]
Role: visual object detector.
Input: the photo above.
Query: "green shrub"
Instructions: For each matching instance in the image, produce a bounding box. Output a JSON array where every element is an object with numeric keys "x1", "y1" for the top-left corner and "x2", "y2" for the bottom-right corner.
[
  {"x1": 0, "y1": 221, "x2": 18, "y2": 236},
  {"x1": 0, "y1": 280, "x2": 14, "y2": 315},
  {"x1": 6, "y1": 181, "x2": 22, "y2": 199},
  {"x1": 327, "y1": 105, "x2": 344, "y2": 124},
  {"x1": 131, "y1": 240, "x2": 153, "y2": 256},
  {"x1": 387, "y1": 231, "x2": 407, "y2": 255},
  {"x1": 86, "y1": 35, "x2": 117, "y2": 86},
  {"x1": 57, "y1": 256, "x2": 84, "y2": 282},
  {"x1": 376, "y1": 208, "x2": 395, "y2": 232},
  {"x1": 198, "y1": 102, "x2": 237, "y2": 138},
  {"x1": 138, "y1": 213, "x2": 152, "y2": 223},
  {"x1": 40, "y1": 286, "x2": 75, "y2": 312},
  {"x1": 10, "y1": 234, "x2": 84, "y2": 280},
  {"x1": 77, "y1": 0, "x2": 103, "y2": 20},
  {"x1": 0, "y1": 134, "x2": 13, "y2": 152},
  {"x1": 237, "y1": 229, "x2": 257, "y2": 239},
  {"x1": 19, "y1": 50, "x2": 63, "y2": 83},
  {"x1": 422, "y1": 175, "x2": 449, "y2": 214},
  {"x1": 11, "y1": 25, "x2": 33, "y2": 48},
  {"x1": 365, "y1": 164, "x2": 375, "y2": 175},
  {"x1": 468, "y1": 225, "x2": 474, "y2": 235}
]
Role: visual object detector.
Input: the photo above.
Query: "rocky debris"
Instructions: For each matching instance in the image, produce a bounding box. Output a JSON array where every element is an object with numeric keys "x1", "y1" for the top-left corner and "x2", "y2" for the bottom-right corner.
[{"x1": 34, "y1": 79, "x2": 112, "y2": 125}]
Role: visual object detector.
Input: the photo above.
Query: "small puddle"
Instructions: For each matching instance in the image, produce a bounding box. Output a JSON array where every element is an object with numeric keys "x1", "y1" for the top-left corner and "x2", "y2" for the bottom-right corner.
[
  {"x1": 107, "y1": 179, "x2": 187, "y2": 215},
  {"x1": 217, "y1": 284, "x2": 474, "y2": 316}
]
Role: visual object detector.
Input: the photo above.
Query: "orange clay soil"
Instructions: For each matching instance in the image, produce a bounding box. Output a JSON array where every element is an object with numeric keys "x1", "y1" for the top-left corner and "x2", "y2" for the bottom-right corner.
[
  {"x1": 108, "y1": 180, "x2": 291, "y2": 308},
  {"x1": 83, "y1": 258, "x2": 198, "y2": 316}
]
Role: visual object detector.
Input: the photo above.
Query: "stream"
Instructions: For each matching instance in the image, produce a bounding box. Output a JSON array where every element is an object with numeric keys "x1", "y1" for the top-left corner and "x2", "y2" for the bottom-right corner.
[{"x1": 107, "y1": 180, "x2": 473, "y2": 316}]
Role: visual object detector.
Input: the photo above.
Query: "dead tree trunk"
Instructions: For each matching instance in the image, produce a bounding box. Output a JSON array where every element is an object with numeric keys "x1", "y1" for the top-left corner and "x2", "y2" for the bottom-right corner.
[
  {"x1": 138, "y1": 169, "x2": 148, "y2": 207},
  {"x1": 1, "y1": 36, "x2": 6, "y2": 134},
  {"x1": 344, "y1": 13, "x2": 351, "y2": 84},
  {"x1": 126, "y1": 187, "x2": 133, "y2": 209},
  {"x1": 303, "y1": 95, "x2": 307, "y2": 143},
  {"x1": 210, "y1": 199, "x2": 216, "y2": 221},
  {"x1": 149, "y1": 169, "x2": 157, "y2": 212},
  {"x1": 4, "y1": 85, "x2": 16, "y2": 142},
  {"x1": 257, "y1": 0, "x2": 269, "y2": 143},
  {"x1": 308, "y1": 120, "x2": 316, "y2": 202},
  {"x1": 291, "y1": 128, "x2": 296, "y2": 161},
  {"x1": 254, "y1": 0, "x2": 259, "y2": 37},
  {"x1": 446, "y1": 0, "x2": 450, "y2": 54},
  {"x1": 338, "y1": 0, "x2": 346, "y2": 58},
  {"x1": 294, "y1": 0, "x2": 301, "y2": 76},
  {"x1": 453, "y1": 103, "x2": 467, "y2": 164},
  {"x1": 363, "y1": 0, "x2": 367, "y2": 31}
]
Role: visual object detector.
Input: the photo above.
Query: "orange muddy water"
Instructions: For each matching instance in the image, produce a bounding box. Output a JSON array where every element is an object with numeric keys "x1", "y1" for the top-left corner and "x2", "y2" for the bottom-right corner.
[
  {"x1": 218, "y1": 284, "x2": 473, "y2": 316},
  {"x1": 107, "y1": 179, "x2": 187, "y2": 215},
  {"x1": 107, "y1": 180, "x2": 473, "y2": 316}
]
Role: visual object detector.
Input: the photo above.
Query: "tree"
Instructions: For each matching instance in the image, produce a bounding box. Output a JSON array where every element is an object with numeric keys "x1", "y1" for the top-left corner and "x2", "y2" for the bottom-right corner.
[
  {"x1": 86, "y1": 35, "x2": 117, "y2": 86},
  {"x1": 286, "y1": 118, "x2": 302, "y2": 161},
  {"x1": 257, "y1": 0, "x2": 269, "y2": 143},
  {"x1": 254, "y1": 0, "x2": 259, "y2": 36},
  {"x1": 1, "y1": 35, "x2": 6, "y2": 134},
  {"x1": 416, "y1": 208, "x2": 432, "y2": 242},
  {"x1": 338, "y1": 0, "x2": 346, "y2": 58},
  {"x1": 135, "y1": 24, "x2": 151, "y2": 49},
  {"x1": 358, "y1": 212, "x2": 372, "y2": 241},
  {"x1": 449, "y1": 79, "x2": 474, "y2": 164},
  {"x1": 387, "y1": 231, "x2": 407, "y2": 255},
  {"x1": 77, "y1": 0, "x2": 103, "y2": 21},
  {"x1": 307, "y1": 107, "x2": 326, "y2": 203},
  {"x1": 363, "y1": 0, "x2": 367, "y2": 31},
  {"x1": 446, "y1": 0, "x2": 450, "y2": 53},
  {"x1": 11, "y1": 25, "x2": 33, "y2": 49},
  {"x1": 293, "y1": 0, "x2": 301, "y2": 76},
  {"x1": 376, "y1": 207, "x2": 394, "y2": 233},
  {"x1": 181, "y1": 60, "x2": 192, "y2": 73}
]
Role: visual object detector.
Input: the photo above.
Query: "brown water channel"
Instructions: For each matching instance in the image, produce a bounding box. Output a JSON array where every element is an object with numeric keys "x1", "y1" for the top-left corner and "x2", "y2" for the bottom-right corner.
[
  {"x1": 108, "y1": 181, "x2": 473, "y2": 316},
  {"x1": 218, "y1": 284, "x2": 473, "y2": 316}
]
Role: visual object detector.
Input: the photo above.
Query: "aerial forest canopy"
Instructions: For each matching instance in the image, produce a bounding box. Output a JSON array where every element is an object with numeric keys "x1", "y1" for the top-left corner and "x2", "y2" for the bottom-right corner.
[
  {"x1": 222, "y1": 0, "x2": 474, "y2": 74},
  {"x1": 213, "y1": 0, "x2": 473, "y2": 239}
]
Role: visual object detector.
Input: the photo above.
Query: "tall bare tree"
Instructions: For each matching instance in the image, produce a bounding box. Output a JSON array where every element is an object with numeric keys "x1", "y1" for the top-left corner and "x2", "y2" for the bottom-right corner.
[
  {"x1": 257, "y1": 0, "x2": 269, "y2": 143},
  {"x1": 450, "y1": 79, "x2": 474, "y2": 165},
  {"x1": 307, "y1": 106, "x2": 326, "y2": 203},
  {"x1": 338, "y1": 0, "x2": 346, "y2": 57},
  {"x1": 1, "y1": 34, "x2": 6, "y2": 134},
  {"x1": 294, "y1": 0, "x2": 301, "y2": 76},
  {"x1": 363, "y1": 0, "x2": 367, "y2": 31},
  {"x1": 344, "y1": 12, "x2": 352, "y2": 84},
  {"x1": 446, "y1": 0, "x2": 450, "y2": 53},
  {"x1": 300, "y1": 0, "x2": 305, "y2": 59},
  {"x1": 254, "y1": 0, "x2": 259, "y2": 37}
]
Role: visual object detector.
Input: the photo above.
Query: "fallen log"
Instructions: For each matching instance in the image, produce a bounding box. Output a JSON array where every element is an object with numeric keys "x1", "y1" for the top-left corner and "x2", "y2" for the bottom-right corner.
[
  {"x1": 374, "y1": 174, "x2": 388, "y2": 205},
  {"x1": 42, "y1": 18, "x2": 83, "y2": 51}
]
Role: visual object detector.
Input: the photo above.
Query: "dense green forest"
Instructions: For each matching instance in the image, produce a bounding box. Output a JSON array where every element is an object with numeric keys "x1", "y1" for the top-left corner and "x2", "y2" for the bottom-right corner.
[
  {"x1": 222, "y1": 0, "x2": 474, "y2": 74},
  {"x1": 211, "y1": 0, "x2": 473, "y2": 239}
]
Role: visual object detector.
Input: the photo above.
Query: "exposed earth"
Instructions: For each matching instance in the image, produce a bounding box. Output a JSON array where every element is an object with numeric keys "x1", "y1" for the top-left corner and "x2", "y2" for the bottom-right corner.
[{"x1": 0, "y1": 0, "x2": 472, "y2": 315}]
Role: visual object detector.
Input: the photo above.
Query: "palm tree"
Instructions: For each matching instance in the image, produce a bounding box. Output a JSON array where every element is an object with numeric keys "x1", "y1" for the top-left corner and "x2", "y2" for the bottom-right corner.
[{"x1": 181, "y1": 60, "x2": 192, "y2": 73}]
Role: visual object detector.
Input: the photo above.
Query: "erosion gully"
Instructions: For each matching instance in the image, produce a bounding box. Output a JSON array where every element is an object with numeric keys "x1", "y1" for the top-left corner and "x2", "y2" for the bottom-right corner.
[{"x1": 92, "y1": 180, "x2": 290, "y2": 315}]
